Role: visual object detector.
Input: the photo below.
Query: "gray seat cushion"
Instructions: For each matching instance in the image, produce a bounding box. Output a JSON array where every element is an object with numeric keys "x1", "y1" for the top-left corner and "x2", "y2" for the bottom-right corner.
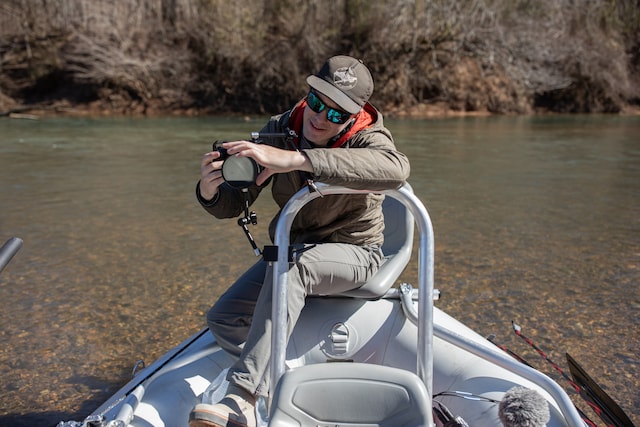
[
  {"x1": 339, "y1": 184, "x2": 415, "y2": 299},
  {"x1": 269, "y1": 362, "x2": 430, "y2": 427}
]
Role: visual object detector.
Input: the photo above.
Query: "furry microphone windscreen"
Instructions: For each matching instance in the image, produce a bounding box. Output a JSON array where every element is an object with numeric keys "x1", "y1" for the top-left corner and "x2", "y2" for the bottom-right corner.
[{"x1": 499, "y1": 386, "x2": 551, "y2": 427}]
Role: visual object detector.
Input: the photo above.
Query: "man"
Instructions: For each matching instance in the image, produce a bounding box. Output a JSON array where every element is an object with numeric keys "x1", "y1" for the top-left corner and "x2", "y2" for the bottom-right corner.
[{"x1": 191, "y1": 55, "x2": 410, "y2": 427}]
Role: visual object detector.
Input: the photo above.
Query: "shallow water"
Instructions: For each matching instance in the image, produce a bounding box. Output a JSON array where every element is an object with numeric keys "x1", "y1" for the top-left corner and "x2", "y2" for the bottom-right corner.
[{"x1": 0, "y1": 115, "x2": 638, "y2": 426}]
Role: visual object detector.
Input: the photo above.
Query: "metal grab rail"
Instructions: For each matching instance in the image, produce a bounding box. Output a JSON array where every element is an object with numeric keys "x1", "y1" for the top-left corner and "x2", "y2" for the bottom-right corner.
[
  {"x1": 269, "y1": 183, "x2": 585, "y2": 427},
  {"x1": 398, "y1": 286, "x2": 585, "y2": 427},
  {"x1": 269, "y1": 183, "x2": 435, "y2": 427}
]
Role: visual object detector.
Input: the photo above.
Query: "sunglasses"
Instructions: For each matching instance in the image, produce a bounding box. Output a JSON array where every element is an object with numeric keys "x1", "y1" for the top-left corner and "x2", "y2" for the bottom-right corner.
[{"x1": 306, "y1": 91, "x2": 352, "y2": 124}]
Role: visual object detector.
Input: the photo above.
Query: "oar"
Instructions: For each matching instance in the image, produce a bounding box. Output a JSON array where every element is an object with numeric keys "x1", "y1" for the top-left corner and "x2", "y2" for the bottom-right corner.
[
  {"x1": 511, "y1": 321, "x2": 636, "y2": 427},
  {"x1": 0, "y1": 237, "x2": 23, "y2": 274},
  {"x1": 566, "y1": 352, "x2": 636, "y2": 427}
]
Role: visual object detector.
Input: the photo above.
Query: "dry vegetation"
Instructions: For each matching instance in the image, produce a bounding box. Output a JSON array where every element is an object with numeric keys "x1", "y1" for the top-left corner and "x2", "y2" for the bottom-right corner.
[{"x1": 0, "y1": 0, "x2": 639, "y2": 116}]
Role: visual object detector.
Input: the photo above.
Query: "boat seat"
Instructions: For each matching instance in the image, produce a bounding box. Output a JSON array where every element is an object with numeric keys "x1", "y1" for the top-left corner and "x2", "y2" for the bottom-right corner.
[
  {"x1": 338, "y1": 183, "x2": 415, "y2": 299},
  {"x1": 268, "y1": 362, "x2": 430, "y2": 427}
]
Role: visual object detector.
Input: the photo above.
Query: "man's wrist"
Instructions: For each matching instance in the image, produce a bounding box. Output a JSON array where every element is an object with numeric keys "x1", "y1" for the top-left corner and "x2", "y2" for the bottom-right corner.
[
  {"x1": 296, "y1": 151, "x2": 314, "y2": 173},
  {"x1": 196, "y1": 182, "x2": 219, "y2": 206}
]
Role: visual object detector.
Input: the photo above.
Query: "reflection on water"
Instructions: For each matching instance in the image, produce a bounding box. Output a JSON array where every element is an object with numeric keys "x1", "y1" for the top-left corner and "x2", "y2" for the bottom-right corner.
[{"x1": 0, "y1": 115, "x2": 638, "y2": 426}]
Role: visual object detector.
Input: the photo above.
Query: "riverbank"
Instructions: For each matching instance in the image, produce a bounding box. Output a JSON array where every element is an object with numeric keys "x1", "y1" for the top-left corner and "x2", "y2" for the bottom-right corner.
[
  {"x1": 2, "y1": 97, "x2": 640, "y2": 121},
  {"x1": 2, "y1": 1, "x2": 639, "y2": 124}
]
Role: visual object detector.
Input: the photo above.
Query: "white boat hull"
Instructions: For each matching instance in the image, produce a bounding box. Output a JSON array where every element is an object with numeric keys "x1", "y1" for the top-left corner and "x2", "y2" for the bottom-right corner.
[{"x1": 90, "y1": 296, "x2": 567, "y2": 427}]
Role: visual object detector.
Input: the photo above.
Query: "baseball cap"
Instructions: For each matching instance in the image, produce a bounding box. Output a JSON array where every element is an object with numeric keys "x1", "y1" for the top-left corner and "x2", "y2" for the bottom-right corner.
[{"x1": 306, "y1": 55, "x2": 374, "y2": 114}]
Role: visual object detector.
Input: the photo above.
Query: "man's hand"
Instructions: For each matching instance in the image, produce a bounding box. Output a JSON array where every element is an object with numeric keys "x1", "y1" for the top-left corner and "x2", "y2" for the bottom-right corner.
[
  {"x1": 221, "y1": 140, "x2": 312, "y2": 186},
  {"x1": 199, "y1": 149, "x2": 225, "y2": 200}
]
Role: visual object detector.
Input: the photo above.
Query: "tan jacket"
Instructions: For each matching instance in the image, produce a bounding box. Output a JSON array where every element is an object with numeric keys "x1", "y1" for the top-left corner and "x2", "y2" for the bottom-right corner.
[{"x1": 197, "y1": 104, "x2": 410, "y2": 247}]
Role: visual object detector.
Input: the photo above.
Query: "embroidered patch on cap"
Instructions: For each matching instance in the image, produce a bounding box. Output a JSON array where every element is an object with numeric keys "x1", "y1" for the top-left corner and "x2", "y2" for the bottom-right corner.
[{"x1": 333, "y1": 67, "x2": 358, "y2": 90}]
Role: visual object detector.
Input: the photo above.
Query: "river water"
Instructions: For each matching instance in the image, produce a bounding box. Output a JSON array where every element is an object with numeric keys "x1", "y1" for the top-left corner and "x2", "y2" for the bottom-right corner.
[{"x1": 0, "y1": 115, "x2": 638, "y2": 426}]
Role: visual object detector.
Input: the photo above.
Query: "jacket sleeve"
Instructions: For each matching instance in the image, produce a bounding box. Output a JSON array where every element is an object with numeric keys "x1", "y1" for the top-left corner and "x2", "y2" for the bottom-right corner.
[
  {"x1": 196, "y1": 180, "x2": 262, "y2": 219},
  {"x1": 196, "y1": 118, "x2": 281, "y2": 218},
  {"x1": 302, "y1": 128, "x2": 410, "y2": 191}
]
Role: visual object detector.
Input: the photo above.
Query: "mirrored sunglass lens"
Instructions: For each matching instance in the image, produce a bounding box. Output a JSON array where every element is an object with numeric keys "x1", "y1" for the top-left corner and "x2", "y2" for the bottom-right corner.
[
  {"x1": 308, "y1": 91, "x2": 349, "y2": 124},
  {"x1": 308, "y1": 92, "x2": 324, "y2": 113},
  {"x1": 327, "y1": 109, "x2": 346, "y2": 124}
]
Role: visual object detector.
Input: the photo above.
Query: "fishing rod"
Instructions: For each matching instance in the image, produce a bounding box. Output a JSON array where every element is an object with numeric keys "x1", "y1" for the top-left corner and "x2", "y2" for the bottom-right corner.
[
  {"x1": 511, "y1": 321, "x2": 635, "y2": 427},
  {"x1": 510, "y1": 321, "x2": 585, "y2": 395},
  {"x1": 486, "y1": 333, "x2": 597, "y2": 427},
  {"x1": 486, "y1": 334, "x2": 535, "y2": 368}
]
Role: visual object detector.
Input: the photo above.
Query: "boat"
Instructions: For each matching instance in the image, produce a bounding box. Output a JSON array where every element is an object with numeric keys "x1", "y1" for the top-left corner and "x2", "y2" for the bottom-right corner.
[{"x1": 12, "y1": 183, "x2": 629, "y2": 427}]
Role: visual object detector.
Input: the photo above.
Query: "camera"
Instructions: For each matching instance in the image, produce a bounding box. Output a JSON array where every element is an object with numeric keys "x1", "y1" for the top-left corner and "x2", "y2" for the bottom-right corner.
[
  {"x1": 213, "y1": 140, "x2": 263, "y2": 190},
  {"x1": 210, "y1": 132, "x2": 295, "y2": 256},
  {"x1": 213, "y1": 140, "x2": 230, "y2": 160}
]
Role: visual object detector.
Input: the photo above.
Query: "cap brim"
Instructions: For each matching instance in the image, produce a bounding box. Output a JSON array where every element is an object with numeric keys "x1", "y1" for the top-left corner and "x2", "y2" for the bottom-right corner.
[{"x1": 306, "y1": 75, "x2": 362, "y2": 114}]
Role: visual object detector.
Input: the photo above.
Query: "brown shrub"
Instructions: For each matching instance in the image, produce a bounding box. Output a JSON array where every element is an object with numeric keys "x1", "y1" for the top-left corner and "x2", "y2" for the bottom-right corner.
[{"x1": 0, "y1": 0, "x2": 638, "y2": 115}]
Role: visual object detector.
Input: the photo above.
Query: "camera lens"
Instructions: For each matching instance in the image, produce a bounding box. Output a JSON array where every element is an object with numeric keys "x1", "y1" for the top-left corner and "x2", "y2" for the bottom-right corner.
[
  {"x1": 212, "y1": 139, "x2": 262, "y2": 189},
  {"x1": 222, "y1": 156, "x2": 261, "y2": 189}
]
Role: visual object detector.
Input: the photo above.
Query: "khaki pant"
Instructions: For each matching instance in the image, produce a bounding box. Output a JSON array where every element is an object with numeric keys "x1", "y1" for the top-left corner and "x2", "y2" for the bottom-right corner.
[{"x1": 207, "y1": 243, "x2": 383, "y2": 396}]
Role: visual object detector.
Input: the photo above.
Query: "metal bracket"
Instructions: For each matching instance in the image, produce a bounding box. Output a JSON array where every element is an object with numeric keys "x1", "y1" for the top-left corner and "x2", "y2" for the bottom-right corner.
[{"x1": 262, "y1": 245, "x2": 294, "y2": 263}]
